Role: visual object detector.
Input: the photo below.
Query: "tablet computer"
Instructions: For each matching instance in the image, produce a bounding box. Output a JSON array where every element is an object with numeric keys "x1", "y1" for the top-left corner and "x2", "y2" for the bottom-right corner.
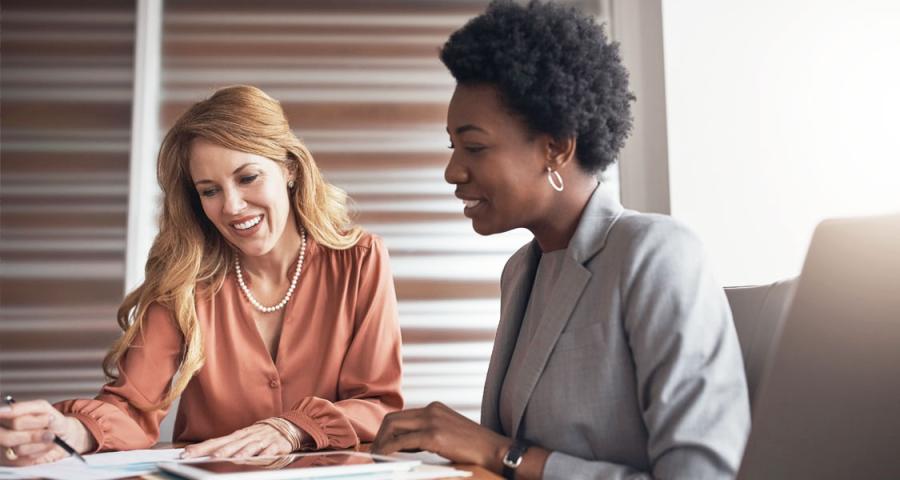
[{"x1": 159, "y1": 451, "x2": 421, "y2": 479}]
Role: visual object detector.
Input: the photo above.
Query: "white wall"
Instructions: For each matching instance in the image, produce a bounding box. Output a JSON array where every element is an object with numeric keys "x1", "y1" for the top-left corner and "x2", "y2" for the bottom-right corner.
[
  {"x1": 609, "y1": 0, "x2": 671, "y2": 215},
  {"x1": 662, "y1": 0, "x2": 900, "y2": 285}
]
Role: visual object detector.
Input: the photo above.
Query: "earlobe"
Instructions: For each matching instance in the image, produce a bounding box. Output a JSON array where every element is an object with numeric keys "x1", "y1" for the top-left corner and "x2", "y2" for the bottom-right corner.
[{"x1": 282, "y1": 161, "x2": 297, "y2": 190}]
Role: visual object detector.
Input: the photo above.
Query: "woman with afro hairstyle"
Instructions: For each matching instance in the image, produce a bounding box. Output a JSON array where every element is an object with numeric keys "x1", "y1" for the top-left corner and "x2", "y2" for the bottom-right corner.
[{"x1": 373, "y1": 2, "x2": 750, "y2": 479}]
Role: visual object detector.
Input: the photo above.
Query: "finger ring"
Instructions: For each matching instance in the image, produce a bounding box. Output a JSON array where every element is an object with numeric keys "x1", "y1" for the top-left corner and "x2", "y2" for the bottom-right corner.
[{"x1": 4, "y1": 447, "x2": 17, "y2": 461}]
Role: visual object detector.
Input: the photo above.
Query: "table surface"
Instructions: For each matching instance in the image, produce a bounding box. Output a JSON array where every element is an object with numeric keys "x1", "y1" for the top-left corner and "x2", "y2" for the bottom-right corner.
[
  {"x1": 148, "y1": 443, "x2": 502, "y2": 480},
  {"x1": 6, "y1": 445, "x2": 501, "y2": 480}
]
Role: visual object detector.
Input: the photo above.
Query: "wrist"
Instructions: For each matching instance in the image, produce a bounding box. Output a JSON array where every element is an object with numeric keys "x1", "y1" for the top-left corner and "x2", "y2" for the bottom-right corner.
[
  {"x1": 257, "y1": 418, "x2": 303, "y2": 451},
  {"x1": 64, "y1": 417, "x2": 96, "y2": 453},
  {"x1": 279, "y1": 419, "x2": 307, "y2": 449},
  {"x1": 486, "y1": 436, "x2": 514, "y2": 474},
  {"x1": 499, "y1": 439, "x2": 533, "y2": 479}
]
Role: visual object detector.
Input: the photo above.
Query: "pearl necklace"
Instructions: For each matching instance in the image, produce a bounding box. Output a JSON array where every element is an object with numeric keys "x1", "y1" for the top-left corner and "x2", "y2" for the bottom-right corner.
[{"x1": 234, "y1": 228, "x2": 306, "y2": 313}]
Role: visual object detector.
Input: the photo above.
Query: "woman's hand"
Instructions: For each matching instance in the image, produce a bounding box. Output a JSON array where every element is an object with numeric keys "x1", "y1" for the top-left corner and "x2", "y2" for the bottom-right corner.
[
  {"x1": 371, "y1": 402, "x2": 511, "y2": 471},
  {"x1": 181, "y1": 422, "x2": 296, "y2": 459},
  {"x1": 0, "y1": 399, "x2": 93, "y2": 467}
]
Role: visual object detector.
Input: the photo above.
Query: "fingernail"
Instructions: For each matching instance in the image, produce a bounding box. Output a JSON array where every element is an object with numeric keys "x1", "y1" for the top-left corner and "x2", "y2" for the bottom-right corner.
[
  {"x1": 42, "y1": 432, "x2": 55, "y2": 442},
  {"x1": 0, "y1": 406, "x2": 11, "y2": 413}
]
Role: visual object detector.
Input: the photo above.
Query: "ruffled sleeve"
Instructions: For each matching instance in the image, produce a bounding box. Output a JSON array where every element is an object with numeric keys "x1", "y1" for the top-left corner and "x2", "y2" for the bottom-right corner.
[
  {"x1": 280, "y1": 235, "x2": 404, "y2": 449},
  {"x1": 54, "y1": 303, "x2": 183, "y2": 452},
  {"x1": 279, "y1": 397, "x2": 357, "y2": 449}
]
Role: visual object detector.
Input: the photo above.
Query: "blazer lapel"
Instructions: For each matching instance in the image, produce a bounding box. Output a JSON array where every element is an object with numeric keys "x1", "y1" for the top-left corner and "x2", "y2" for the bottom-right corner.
[
  {"x1": 508, "y1": 258, "x2": 591, "y2": 438},
  {"x1": 508, "y1": 185, "x2": 625, "y2": 438},
  {"x1": 480, "y1": 242, "x2": 540, "y2": 432}
]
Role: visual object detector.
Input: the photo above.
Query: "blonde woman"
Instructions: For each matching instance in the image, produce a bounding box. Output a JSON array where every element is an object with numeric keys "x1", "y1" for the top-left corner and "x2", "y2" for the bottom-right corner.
[{"x1": 0, "y1": 85, "x2": 403, "y2": 466}]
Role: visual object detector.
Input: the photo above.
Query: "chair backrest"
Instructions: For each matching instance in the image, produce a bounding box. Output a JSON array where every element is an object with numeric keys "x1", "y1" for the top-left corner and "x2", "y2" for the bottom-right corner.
[{"x1": 724, "y1": 279, "x2": 797, "y2": 409}]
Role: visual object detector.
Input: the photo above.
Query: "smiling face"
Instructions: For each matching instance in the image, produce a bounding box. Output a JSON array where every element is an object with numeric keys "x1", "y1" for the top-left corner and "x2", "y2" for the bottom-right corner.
[
  {"x1": 445, "y1": 84, "x2": 554, "y2": 236},
  {"x1": 189, "y1": 139, "x2": 299, "y2": 258}
]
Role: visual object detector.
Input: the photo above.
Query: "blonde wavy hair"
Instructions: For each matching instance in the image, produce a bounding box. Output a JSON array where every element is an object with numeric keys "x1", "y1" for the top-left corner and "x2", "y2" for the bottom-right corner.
[{"x1": 103, "y1": 85, "x2": 361, "y2": 407}]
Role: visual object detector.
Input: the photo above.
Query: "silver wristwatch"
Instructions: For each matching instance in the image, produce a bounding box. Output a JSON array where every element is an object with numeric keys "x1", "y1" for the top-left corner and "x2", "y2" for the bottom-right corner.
[{"x1": 502, "y1": 440, "x2": 531, "y2": 479}]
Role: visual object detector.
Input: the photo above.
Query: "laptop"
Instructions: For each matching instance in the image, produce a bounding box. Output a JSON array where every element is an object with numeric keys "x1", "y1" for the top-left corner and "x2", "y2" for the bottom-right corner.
[{"x1": 737, "y1": 214, "x2": 900, "y2": 479}]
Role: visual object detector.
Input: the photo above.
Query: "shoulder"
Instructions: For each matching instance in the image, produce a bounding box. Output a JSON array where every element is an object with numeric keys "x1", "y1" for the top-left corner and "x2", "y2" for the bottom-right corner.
[
  {"x1": 136, "y1": 302, "x2": 183, "y2": 342},
  {"x1": 145, "y1": 301, "x2": 175, "y2": 323},
  {"x1": 603, "y1": 213, "x2": 719, "y2": 309},
  {"x1": 312, "y1": 230, "x2": 389, "y2": 269},
  {"x1": 349, "y1": 231, "x2": 383, "y2": 252},
  {"x1": 314, "y1": 230, "x2": 385, "y2": 255},
  {"x1": 608, "y1": 211, "x2": 704, "y2": 259}
]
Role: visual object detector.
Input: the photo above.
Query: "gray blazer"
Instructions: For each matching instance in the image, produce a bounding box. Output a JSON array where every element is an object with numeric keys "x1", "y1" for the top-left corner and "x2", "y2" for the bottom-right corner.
[{"x1": 481, "y1": 186, "x2": 751, "y2": 479}]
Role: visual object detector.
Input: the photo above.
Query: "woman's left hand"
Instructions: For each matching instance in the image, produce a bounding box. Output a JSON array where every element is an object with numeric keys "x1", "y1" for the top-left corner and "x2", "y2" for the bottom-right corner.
[
  {"x1": 181, "y1": 423, "x2": 293, "y2": 459},
  {"x1": 371, "y1": 402, "x2": 511, "y2": 470}
]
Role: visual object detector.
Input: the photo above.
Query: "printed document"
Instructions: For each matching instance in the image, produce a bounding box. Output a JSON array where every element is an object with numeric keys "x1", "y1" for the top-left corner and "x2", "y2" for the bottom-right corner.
[{"x1": 0, "y1": 447, "x2": 184, "y2": 480}]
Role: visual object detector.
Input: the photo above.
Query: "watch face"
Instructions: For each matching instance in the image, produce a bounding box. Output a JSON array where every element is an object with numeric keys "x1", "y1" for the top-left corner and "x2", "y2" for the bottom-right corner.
[
  {"x1": 503, "y1": 455, "x2": 523, "y2": 469},
  {"x1": 503, "y1": 444, "x2": 527, "y2": 468}
]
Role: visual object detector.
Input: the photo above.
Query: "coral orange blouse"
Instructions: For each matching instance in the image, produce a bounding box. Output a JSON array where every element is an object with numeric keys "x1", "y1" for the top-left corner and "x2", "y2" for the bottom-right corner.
[{"x1": 55, "y1": 233, "x2": 403, "y2": 452}]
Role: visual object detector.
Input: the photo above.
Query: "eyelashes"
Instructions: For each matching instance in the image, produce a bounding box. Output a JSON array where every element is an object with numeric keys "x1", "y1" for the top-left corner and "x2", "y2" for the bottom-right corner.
[
  {"x1": 198, "y1": 174, "x2": 260, "y2": 198},
  {"x1": 447, "y1": 143, "x2": 486, "y2": 154}
]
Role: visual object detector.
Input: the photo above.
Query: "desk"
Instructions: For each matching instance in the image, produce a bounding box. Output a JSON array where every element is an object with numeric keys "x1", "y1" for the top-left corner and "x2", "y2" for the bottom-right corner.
[
  {"x1": 358, "y1": 444, "x2": 500, "y2": 480},
  {"x1": 432, "y1": 463, "x2": 500, "y2": 479},
  {"x1": 151, "y1": 443, "x2": 501, "y2": 480}
]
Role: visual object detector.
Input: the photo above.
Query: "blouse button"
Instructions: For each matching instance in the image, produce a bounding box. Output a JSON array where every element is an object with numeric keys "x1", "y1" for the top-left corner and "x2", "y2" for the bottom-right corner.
[{"x1": 269, "y1": 379, "x2": 279, "y2": 388}]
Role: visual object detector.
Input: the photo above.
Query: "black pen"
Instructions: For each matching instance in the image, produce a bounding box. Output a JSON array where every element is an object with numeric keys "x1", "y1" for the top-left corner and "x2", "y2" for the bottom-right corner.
[{"x1": 3, "y1": 395, "x2": 87, "y2": 464}]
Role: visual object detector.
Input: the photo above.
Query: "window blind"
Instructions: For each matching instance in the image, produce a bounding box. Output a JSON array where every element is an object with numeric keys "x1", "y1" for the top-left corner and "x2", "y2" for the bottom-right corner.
[
  {"x1": 0, "y1": 0, "x2": 136, "y2": 401},
  {"x1": 1, "y1": 1, "x2": 609, "y2": 442}
]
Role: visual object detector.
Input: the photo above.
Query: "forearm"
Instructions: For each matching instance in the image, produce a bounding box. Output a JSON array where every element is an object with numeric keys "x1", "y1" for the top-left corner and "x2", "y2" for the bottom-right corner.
[
  {"x1": 542, "y1": 451, "x2": 651, "y2": 480},
  {"x1": 55, "y1": 398, "x2": 165, "y2": 452}
]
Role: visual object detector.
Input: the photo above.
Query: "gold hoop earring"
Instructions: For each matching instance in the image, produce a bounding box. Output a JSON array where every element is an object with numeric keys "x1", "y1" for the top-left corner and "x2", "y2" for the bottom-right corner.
[{"x1": 546, "y1": 167, "x2": 564, "y2": 192}]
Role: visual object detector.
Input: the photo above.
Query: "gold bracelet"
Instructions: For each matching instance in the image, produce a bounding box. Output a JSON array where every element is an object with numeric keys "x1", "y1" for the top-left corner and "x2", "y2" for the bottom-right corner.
[
  {"x1": 255, "y1": 418, "x2": 301, "y2": 452},
  {"x1": 272, "y1": 418, "x2": 305, "y2": 451},
  {"x1": 259, "y1": 419, "x2": 297, "y2": 451}
]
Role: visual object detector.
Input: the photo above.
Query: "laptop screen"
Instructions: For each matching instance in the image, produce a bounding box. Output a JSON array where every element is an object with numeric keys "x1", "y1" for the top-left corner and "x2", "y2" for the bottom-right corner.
[{"x1": 737, "y1": 214, "x2": 900, "y2": 479}]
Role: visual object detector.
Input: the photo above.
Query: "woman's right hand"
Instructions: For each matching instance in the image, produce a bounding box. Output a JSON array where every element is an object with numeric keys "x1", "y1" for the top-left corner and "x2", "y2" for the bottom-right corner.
[{"x1": 0, "y1": 399, "x2": 95, "y2": 467}]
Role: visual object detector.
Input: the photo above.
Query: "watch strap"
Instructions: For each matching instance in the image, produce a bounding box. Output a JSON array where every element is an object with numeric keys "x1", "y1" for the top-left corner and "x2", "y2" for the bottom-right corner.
[{"x1": 501, "y1": 439, "x2": 531, "y2": 479}]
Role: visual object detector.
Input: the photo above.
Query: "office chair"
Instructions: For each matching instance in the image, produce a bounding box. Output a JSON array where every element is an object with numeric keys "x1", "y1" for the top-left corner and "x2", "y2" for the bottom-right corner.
[{"x1": 724, "y1": 279, "x2": 797, "y2": 409}]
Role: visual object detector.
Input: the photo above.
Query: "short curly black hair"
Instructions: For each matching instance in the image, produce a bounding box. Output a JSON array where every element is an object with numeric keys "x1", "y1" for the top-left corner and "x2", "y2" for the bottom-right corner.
[{"x1": 440, "y1": 0, "x2": 634, "y2": 173}]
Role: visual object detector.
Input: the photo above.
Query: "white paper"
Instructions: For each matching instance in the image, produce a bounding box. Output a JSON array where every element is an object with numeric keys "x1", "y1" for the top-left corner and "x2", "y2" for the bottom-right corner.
[
  {"x1": 381, "y1": 453, "x2": 472, "y2": 479},
  {"x1": 291, "y1": 465, "x2": 471, "y2": 480},
  {"x1": 399, "y1": 465, "x2": 472, "y2": 479},
  {"x1": 391, "y1": 451, "x2": 453, "y2": 465},
  {"x1": 0, "y1": 448, "x2": 185, "y2": 480}
]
